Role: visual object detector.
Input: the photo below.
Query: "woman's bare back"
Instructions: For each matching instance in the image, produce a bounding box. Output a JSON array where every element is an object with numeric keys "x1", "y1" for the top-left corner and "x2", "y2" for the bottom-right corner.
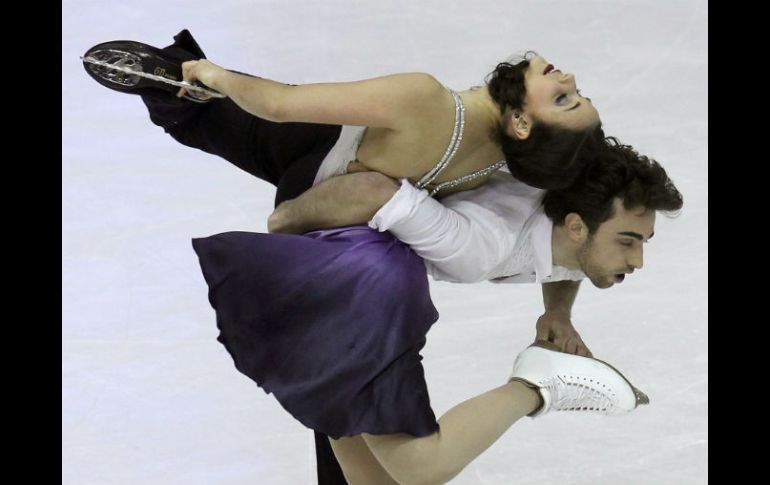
[{"x1": 353, "y1": 86, "x2": 505, "y2": 196}]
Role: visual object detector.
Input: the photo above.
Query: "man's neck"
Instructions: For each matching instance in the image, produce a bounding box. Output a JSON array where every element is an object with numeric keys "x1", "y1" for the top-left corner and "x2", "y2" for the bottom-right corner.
[{"x1": 551, "y1": 224, "x2": 580, "y2": 270}]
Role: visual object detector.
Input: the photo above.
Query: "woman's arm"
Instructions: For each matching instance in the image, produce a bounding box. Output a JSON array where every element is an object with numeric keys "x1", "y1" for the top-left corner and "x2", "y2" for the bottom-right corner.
[{"x1": 178, "y1": 59, "x2": 446, "y2": 128}]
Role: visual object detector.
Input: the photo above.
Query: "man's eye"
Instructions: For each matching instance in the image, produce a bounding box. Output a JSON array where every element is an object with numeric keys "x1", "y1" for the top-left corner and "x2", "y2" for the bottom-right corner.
[
  {"x1": 619, "y1": 240, "x2": 634, "y2": 247},
  {"x1": 556, "y1": 94, "x2": 568, "y2": 105}
]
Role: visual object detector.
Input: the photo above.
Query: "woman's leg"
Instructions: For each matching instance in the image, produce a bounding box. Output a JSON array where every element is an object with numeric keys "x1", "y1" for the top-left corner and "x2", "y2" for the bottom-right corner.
[
  {"x1": 361, "y1": 380, "x2": 540, "y2": 485},
  {"x1": 328, "y1": 436, "x2": 398, "y2": 485}
]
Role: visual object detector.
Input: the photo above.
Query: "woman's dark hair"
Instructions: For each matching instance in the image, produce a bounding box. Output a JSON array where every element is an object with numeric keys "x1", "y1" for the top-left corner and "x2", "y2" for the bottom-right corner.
[
  {"x1": 542, "y1": 137, "x2": 684, "y2": 233},
  {"x1": 486, "y1": 54, "x2": 601, "y2": 190}
]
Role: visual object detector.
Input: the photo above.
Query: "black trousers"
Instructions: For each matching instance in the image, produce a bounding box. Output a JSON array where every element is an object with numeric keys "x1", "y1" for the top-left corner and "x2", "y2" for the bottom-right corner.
[
  {"x1": 145, "y1": 93, "x2": 340, "y2": 206},
  {"x1": 143, "y1": 30, "x2": 350, "y2": 485}
]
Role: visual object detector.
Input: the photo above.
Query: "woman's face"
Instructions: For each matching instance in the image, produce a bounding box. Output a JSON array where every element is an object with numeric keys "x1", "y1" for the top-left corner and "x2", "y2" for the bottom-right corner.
[{"x1": 522, "y1": 56, "x2": 600, "y2": 131}]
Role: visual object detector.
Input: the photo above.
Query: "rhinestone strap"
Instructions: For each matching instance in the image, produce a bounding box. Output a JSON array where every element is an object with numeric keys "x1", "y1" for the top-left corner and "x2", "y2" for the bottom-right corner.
[
  {"x1": 414, "y1": 90, "x2": 505, "y2": 197},
  {"x1": 415, "y1": 90, "x2": 465, "y2": 189},
  {"x1": 427, "y1": 159, "x2": 507, "y2": 197}
]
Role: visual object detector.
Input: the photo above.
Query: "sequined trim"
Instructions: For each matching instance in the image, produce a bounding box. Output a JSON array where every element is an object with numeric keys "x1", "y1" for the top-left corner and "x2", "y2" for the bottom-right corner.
[
  {"x1": 415, "y1": 90, "x2": 504, "y2": 197},
  {"x1": 427, "y1": 160, "x2": 507, "y2": 197},
  {"x1": 415, "y1": 90, "x2": 466, "y2": 189}
]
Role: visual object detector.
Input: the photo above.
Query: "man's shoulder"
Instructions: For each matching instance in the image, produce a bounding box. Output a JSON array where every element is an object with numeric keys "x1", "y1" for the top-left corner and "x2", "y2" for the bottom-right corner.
[
  {"x1": 446, "y1": 171, "x2": 542, "y2": 201},
  {"x1": 442, "y1": 171, "x2": 544, "y2": 223}
]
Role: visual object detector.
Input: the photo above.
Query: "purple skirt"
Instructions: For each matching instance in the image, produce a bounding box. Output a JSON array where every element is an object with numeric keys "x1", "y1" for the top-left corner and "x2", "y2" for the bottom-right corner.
[{"x1": 192, "y1": 225, "x2": 440, "y2": 439}]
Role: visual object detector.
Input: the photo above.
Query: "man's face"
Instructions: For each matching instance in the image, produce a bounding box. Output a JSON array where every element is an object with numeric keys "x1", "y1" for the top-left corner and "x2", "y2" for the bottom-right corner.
[{"x1": 577, "y1": 199, "x2": 656, "y2": 289}]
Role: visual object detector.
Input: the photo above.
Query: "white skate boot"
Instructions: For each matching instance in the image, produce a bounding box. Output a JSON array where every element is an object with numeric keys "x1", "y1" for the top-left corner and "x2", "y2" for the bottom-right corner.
[{"x1": 510, "y1": 341, "x2": 649, "y2": 417}]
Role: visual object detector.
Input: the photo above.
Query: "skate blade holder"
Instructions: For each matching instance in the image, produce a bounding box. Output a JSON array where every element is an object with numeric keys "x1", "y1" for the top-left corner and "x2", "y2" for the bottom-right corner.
[{"x1": 81, "y1": 55, "x2": 226, "y2": 99}]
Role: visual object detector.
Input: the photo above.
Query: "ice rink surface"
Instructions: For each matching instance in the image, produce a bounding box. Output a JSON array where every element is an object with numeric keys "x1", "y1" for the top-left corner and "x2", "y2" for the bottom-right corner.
[{"x1": 62, "y1": 1, "x2": 707, "y2": 483}]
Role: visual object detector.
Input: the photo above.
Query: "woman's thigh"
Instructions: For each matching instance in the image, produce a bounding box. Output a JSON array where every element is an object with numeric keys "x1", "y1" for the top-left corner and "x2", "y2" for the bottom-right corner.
[{"x1": 328, "y1": 435, "x2": 398, "y2": 485}]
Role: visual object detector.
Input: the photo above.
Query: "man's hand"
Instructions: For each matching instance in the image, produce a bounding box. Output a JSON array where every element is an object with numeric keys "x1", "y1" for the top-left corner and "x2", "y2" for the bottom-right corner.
[
  {"x1": 268, "y1": 199, "x2": 304, "y2": 234},
  {"x1": 535, "y1": 311, "x2": 593, "y2": 357}
]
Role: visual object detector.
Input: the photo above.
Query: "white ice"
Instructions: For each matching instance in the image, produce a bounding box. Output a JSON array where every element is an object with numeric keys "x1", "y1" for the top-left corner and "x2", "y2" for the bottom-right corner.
[{"x1": 62, "y1": 1, "x2": 708, "y2": 483}]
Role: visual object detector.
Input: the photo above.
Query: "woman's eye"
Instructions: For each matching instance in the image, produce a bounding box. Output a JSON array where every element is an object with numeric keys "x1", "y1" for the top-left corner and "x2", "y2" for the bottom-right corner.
[{"x1": 556, "y1": 94, "x2": 568, "y2": 105}]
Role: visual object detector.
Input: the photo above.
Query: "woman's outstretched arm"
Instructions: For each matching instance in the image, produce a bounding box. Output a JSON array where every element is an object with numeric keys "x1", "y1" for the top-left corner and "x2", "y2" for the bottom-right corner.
[{"x1": 178, "y1": 59, "x2": 447, "y2": 128}]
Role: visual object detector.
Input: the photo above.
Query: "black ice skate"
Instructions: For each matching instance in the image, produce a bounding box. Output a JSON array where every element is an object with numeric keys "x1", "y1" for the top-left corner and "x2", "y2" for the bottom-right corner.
[{"x1": 81, "y1": 40, "x2": 224, "y2": 103}]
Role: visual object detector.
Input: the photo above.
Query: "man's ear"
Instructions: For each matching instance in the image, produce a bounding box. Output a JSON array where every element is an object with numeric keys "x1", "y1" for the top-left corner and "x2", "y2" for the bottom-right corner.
[
  {"x1": 564, "y1": 213, "x2": 588, "y2": 243},
  {"x1": 505, "y1": 111, "x2": 532, "y2": 140}
]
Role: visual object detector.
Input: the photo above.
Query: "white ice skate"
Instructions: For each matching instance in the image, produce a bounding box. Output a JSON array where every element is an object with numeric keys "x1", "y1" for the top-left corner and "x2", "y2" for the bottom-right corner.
[{"x1": 510, "y1": 341, "x2": 649, "y2": 417}]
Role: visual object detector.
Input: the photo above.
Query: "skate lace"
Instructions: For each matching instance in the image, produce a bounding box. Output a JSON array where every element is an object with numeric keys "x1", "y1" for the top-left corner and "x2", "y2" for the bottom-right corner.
[{"x1": 541, "y1": 375, "x2": 615, "y2": 414}]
